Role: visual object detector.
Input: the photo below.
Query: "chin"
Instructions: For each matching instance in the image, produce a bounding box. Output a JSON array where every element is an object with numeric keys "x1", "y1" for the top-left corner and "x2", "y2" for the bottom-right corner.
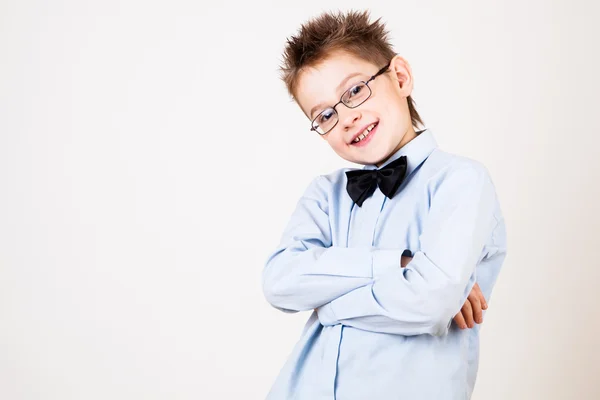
[
  {"x1": 334, "y1": 134, "x2": 400, "y2": 166},
  {"x1": 346, "y1": 153, "x2": 387, "y2": 167},
  {"x1": 361, "y1": 144, "x2": 399, "y2": 166}
]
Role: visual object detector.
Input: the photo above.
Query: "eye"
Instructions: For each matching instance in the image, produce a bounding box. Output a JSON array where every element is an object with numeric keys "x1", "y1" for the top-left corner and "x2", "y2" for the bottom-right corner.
[
  {"x1": 348, "y1": 84, "x2": 363, "y2": 98},
  {"x1": 318, "y1": 108, "x2": 335, "y2": 123}
]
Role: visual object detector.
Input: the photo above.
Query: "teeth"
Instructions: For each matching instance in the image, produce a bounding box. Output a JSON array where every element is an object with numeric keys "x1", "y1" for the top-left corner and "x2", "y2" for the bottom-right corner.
[{"x1": 353, "y1": 123, "x2": 377, "y2": 143}]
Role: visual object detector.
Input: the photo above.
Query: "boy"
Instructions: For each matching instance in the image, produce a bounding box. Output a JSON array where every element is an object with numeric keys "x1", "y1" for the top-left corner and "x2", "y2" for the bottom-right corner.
[{"x1": 262, "y1": 10, "x2": 507, "y2": 400}]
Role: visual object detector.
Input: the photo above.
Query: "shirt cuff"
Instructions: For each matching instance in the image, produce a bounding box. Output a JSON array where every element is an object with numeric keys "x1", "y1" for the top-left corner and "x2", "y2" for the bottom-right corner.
[
  {"x1": 316, "y1": 303, "x2": 338, "y2": 326},
  {"x1": 372, "y1": 249, "x2": 404, "y2": 278}
]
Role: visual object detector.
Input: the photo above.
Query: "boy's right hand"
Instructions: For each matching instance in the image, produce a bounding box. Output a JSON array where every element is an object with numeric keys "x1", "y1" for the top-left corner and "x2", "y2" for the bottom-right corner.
[{"x1": 399, "y1": 252, "x2": 487, "y2": 330}]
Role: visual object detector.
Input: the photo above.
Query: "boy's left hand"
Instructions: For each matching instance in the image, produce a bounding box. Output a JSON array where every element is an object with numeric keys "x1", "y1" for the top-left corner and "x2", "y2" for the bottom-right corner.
[
  {"x1": 401, "y1": 254, "x2": 487, "y2": 330},
  {"x1": 453, "y1": 282, "x2": 487, "y2": 329}
]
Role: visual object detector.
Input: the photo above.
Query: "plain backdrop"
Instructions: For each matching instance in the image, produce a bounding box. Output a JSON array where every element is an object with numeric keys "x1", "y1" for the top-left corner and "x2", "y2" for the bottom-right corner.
[{"x1": 1, "y1": 0, "x2": 599, "y2": 399}]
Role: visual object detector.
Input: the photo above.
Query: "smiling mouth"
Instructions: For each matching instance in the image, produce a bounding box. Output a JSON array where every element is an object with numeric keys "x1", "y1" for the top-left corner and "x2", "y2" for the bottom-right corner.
[{"x1": 351, "y1": 122, "x2": 379, "y2": 145}]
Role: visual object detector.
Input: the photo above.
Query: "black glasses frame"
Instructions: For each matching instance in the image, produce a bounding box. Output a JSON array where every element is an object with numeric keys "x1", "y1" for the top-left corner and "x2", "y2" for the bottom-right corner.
[{"x1": 309, "y1": 61, "x2": 392, "y2": 135}]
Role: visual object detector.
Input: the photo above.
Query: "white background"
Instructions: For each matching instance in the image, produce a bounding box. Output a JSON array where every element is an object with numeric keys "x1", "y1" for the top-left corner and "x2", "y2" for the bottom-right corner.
[{"x1": 1, "y1": 0, "x2": 599, "y2": 399}]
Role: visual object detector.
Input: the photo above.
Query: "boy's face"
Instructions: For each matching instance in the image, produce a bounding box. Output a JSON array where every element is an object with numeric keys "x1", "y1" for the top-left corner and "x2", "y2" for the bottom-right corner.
[{"x1": 295, "y1": 51, "x2": 417, "y2": 167}]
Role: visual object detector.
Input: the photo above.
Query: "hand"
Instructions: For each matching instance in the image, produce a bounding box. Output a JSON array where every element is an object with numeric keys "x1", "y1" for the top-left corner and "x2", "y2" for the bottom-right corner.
[
  {"x1": 453, "y1": 282, "x2": 487, "y2": 329},
  {"x1": 400, "y1": 251, "x2": 487, "y2": 329}
]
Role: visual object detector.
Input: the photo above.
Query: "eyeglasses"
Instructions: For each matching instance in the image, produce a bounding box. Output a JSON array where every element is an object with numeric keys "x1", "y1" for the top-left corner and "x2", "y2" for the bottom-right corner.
[{"x1": 309, "y1": 61, "x2": 391, "y2": 135}]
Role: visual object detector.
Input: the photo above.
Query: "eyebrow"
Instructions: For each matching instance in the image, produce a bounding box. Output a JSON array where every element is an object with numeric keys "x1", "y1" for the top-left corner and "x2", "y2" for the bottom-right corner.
[{"x1": 309, "y1": 72, "x2": 364, "y2": 119}]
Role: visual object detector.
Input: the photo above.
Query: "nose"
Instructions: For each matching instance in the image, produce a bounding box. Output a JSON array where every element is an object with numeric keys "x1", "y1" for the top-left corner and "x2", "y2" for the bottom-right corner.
[{"x1": 339, "y1": 107, "x2": 362, "y2": 131}]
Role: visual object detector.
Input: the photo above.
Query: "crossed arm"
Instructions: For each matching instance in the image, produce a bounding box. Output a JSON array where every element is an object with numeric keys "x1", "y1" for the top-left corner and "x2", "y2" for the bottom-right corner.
[
  {"x1": 400, "y1": 253, "x2": 488, "y2": 330},
  {"x1": 262, "y1": 166, "x2": 497, "y2": 336}
]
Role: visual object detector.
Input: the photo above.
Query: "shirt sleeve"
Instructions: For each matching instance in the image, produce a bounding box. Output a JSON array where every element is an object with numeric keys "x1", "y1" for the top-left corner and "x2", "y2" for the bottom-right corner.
[
  {"x1": 261, "y1": 175, "x2": 404, "y2": 313},
  {"x1": 316, "y1": 164, "x2": 499, "y2": 336}
]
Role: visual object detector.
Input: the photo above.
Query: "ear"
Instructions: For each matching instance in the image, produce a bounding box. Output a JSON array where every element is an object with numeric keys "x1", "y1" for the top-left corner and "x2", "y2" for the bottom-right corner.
[{"x1": 388, "y1": 55, "x2": 414, "y2": 97}]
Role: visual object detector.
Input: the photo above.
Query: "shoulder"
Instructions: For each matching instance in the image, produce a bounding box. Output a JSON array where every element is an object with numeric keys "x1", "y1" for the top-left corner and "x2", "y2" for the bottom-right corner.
[
  {"x1": 424, "y1": 148, "x2": 492, "y2": 184},
  {"x1": 420, "y1": 149, "x2": 498, "y2": 205},
  {"x1": 299, "y1": 167, "x2": 353, "y2": 207}
]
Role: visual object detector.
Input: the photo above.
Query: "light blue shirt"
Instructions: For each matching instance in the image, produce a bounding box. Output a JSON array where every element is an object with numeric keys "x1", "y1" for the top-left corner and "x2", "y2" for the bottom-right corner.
[{"x1": 262, "y1": 129, "x2": 507, "y2": 400}]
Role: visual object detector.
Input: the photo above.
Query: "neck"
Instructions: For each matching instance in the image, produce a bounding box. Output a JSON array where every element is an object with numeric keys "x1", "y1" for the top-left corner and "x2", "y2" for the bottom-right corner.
[{"x1": 375, "y1": 125, "x2": 417, "y2": 168}]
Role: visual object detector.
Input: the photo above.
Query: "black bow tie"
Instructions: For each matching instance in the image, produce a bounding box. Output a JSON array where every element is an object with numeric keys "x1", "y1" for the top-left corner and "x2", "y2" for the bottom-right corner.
[{"x1": 345, "y1": 156, "x2": 408, "y2": 207}]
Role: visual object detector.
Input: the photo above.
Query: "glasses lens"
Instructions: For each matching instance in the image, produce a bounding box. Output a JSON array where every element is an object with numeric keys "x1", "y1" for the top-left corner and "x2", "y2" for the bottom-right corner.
[
  {"x1": 312, "y1": 108, "x2": 338, "y2": 135},
  {"x1": 342, "y1": 82, "x2": 371, "y2": 108}
]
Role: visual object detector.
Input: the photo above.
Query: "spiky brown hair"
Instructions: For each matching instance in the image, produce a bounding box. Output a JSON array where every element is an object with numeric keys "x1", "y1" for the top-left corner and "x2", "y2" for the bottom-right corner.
[{"x1": 279, "y1": 9, "x2": 424, "y2": 129}]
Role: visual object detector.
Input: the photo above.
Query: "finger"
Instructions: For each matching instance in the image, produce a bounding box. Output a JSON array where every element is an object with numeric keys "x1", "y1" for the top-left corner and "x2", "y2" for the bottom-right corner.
[
  {"x1": 453, "y1": 311, "x2": 468, "y2": 329},
  {"x1": 468, "y1": 292, "x2": 483, "y2": 324},
  {"x1": 461, "y1": 300, "x2": 475, "y2": 328},
  {"x1": 400, "y1": 250, "x2": 413, "y2": 268},
  {"x1": 473, "y1": 283, "x2": 488, "y2": 310},
  {"x1": 400, "y1": 255, "x2": 412, "y2": 268}
]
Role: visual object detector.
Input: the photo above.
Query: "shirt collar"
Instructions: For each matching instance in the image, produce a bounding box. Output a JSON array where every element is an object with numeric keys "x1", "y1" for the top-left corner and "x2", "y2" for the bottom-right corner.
[{"x1": 363, "y1": 128, "x2": 437, "y2": 176}]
